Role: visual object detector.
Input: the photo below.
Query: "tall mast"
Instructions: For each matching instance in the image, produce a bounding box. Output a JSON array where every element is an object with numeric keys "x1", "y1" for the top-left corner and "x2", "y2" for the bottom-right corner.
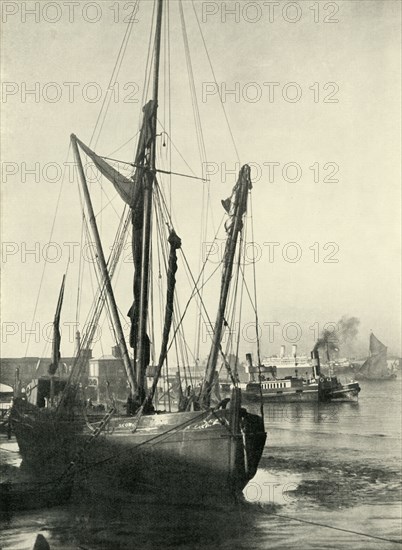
[
  {"x1": 71, "y1": 135, "x2": 137, "y2": 396},
  {"x1": 200, "y1": 166, "x2": 251, "y2": 408},
  {"x1": 136, "y1": 0, "x2": 164, "y2": 402}
]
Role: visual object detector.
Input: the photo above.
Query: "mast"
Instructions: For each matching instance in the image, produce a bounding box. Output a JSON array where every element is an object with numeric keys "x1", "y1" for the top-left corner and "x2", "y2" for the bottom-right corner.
[
  {"x1": 200, "y1": 166, "x2": 251, "y2": 408},
  {"x1": 71, "y1": 135, "x2": 137, "y2": 396},
  {"x1": 135, "y1": 0, "x2": 164, "y2": 403}
]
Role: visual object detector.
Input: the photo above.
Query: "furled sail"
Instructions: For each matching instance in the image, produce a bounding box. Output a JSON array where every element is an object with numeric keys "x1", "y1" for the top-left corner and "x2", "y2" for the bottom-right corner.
[
  {"x1": 126, "y1": 101, "x2": 157, "y2": 358},
  {"x1": 127, "y1": 196, "x2": 144, "y2": 351},
  {"x1": 48, "y1": 275, "x2": 66, "y2": 375},
  {"x1": 146, "y1": 230, "x2": 182, "y2": 408}
]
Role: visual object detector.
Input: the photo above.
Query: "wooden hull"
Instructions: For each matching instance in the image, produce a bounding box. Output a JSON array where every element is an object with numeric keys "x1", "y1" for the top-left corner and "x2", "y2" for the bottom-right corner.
[{"x1": 10, "y1": 397, "x2": 266, "y2": 506}]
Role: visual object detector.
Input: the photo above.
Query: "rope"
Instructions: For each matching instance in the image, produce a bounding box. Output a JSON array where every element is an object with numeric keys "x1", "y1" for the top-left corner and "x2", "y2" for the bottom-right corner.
[
  {"x1": 153, "y1": 182, "x2": 193, "y2": 395},
  {"x1": 72, "y1": 0, "x2": 148, "y2": 336},
  {"x1": 75, "y1": 0, "x2": 141, "y2": 328},
  {"x1": 23, "y1": 142, "x2": 72, "y2": 358},
  {"x1": 73, "y1": 410, "x2": 211, "y2": 472},
  {"x1": 233, "y1": 230, "x2": 246, "y2": 381},
  {"x1": 263, "y1": 510, "x2": 402, "y2": 546},
  {"x1": 75, "y1": 209, "x2": 85, "y2": 327},
  {"x1": 179, "y1": 0, "x2": 215, "y2": 366},
  {"x1": 89, "y1": 0, "x2": 139, "y2": 150},
  {"x1": 191, "y1": 0, "x2": 241, "y2": 164},
  {"x1": 137, "y1": 0, "x2": 156, "y2": 144},
  {"x1": 59, "y1": 191, "x2": 130, "y2": 394},
  {"x1": 249, "y1": 193, "x2": 265, "y2": 423},
  {"x1": 59, "y1": 407, "x2": 117, "y2": 483},
  {"x1": 166, "y1": 0, "x2": 172, "y2": 211}
]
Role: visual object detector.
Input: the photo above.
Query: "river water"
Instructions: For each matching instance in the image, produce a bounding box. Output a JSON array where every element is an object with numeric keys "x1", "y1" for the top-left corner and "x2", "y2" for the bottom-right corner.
[{"x1": 1, "y1": 378, "x2": 401, "y2": 549}]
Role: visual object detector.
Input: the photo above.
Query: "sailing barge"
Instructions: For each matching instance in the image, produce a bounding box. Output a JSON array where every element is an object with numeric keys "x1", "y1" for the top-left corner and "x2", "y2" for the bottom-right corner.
[
  {"x1": 10, "y1": 0, "x2": 266, "y2": 505},
  {"x1": 354, "y1": 333, "x2": 397, "y2": 381}
]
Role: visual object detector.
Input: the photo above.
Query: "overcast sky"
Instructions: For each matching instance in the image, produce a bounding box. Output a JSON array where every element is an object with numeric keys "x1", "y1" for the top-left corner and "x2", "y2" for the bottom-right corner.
[{"x1": 1, "y1": 0, "x2": 401, "y2": 360}]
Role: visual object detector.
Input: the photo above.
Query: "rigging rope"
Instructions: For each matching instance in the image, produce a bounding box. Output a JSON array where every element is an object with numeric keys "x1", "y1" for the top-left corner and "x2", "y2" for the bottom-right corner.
[
  {"x1": 59, "y1": 181, "x2": 131, "y2": 394},
  {"x1": 249, "y1": 195, "x2": 262, "y2": 366},
  {"x1": 191, "y1": 0, "x2": 241, "y2": 165},
  {"x1": 154, "y1": 173, "x2": 238, "y2": 384},
  {"x1": 73, "y1": 0, "x2": 141, "y2": 335},
  {"x1": 179, "y1": 0, "x2": 215, "y2": 367},
  {"x1": 24, "y1": 142, "x2": 72, "y2": 358},
  {"x1": 89, "y1": 0, "x2": 140, "y2": 150},
  {"x1": 166, "y1": 0, "x2": 173, "y2": 211},
  {"x1": 249, "y1": 193, "x2": 265, "y2": 422},
  {"x1": 233, "y1": 231, "x2": 247, "y2": 381}
]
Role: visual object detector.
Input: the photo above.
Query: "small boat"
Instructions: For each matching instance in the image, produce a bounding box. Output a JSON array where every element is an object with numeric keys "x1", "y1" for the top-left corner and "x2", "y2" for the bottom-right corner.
[{"x1": 354, "y1": 332, "x2": 397, "y2": 381}]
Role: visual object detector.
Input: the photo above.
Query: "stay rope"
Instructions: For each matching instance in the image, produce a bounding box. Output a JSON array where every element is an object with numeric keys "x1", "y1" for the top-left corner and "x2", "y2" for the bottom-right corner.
[
  {"x1": 23, "y1": 142, "x2": 72, "y2": 358},
  {"x1": 178, "y1": 0, "x2": 214, "y2": 367},
  {"x1": 191, "y1": 0, "x2": 241, "y2": 165},
  {"x1": 249, "y1": 193, "x2": 265, "y2": 422}
]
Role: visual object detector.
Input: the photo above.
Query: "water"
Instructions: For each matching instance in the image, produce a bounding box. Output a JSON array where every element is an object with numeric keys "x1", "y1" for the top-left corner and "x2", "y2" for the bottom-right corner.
[{"x1": 1, "y1": 379, "x2": 401, "y2": 549}]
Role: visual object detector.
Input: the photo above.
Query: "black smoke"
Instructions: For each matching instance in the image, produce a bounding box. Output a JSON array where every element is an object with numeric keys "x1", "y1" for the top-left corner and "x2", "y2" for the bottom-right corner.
[{"x1": 314, "y1": 316, "x2": 360, "y2": 358}]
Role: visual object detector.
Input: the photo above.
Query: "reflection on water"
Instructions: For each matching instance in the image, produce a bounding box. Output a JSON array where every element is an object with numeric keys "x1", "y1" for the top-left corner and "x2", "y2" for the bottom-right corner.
[
  {"x1": 1, "y1": 493, "x2": 269, "y2": 550},
  {"x1": 1, "y1": 379, "x2": 401, "y2": 549}
]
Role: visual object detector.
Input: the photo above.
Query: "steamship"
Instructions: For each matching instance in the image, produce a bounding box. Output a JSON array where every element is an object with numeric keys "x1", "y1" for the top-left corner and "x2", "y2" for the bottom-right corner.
[
  {"x1": 221, "y1": 347, "x2": 360, "y2": 403},
  {"x1": 262, "y1": 345, "x2": 311, "y2": 376}
]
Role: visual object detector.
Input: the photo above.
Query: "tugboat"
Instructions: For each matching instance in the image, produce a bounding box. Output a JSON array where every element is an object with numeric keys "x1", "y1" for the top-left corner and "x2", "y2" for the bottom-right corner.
[{"x1": 221, "y1": 350, "x2": 360, "y2": 403}]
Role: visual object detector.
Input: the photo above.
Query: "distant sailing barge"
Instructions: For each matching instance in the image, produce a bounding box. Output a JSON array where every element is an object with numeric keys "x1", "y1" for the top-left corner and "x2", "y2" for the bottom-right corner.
[{"x1": 354, "y1": 333, "x2": 397, "y2": 381}]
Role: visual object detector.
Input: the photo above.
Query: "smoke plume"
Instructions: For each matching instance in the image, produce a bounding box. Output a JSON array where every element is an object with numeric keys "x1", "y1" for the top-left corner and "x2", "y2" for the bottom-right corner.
[
  {"x1": 337, "y1": 315, "x2": 360, "y2": 345},
  {"x1": 314, "y1": 316, "x2": 360, "y2": 358}
]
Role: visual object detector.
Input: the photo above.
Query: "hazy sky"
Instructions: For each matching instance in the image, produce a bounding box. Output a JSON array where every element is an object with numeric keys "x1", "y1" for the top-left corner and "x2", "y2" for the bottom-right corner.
[{"x1": 1, "y1": 0, "x2": 401, "y2": 360}]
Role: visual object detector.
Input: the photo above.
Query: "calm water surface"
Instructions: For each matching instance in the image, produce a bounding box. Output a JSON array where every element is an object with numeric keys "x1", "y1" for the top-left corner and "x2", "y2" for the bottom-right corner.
[{"x1": 1, "y1": 379, "x2": 401, "y2": 549}]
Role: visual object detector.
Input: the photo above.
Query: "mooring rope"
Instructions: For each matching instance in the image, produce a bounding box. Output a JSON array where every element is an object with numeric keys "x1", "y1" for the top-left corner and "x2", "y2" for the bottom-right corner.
[{"x1": 263, "y1": 509, "x2": 402, "y2": 546}]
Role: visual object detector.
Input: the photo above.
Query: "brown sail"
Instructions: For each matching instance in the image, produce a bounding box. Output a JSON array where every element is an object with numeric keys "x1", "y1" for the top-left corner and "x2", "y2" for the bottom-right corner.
[{"x1": 356, "y1": 333, "x2": 394, "y2": 380}]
